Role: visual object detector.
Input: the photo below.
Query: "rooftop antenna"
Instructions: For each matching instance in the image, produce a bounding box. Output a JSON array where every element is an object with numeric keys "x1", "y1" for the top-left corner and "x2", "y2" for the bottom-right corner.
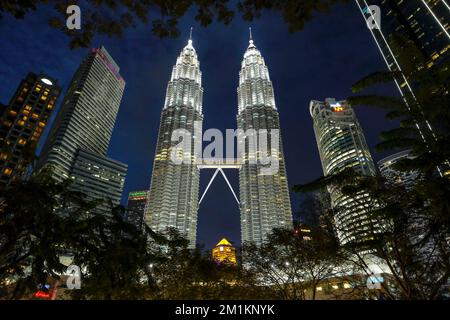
[
  {"x1": 249, "y1": 27, "x2": 253, "y2": 42},
  {"x1": 189, "y1": 26, "x2": 193, "y2": 41}
]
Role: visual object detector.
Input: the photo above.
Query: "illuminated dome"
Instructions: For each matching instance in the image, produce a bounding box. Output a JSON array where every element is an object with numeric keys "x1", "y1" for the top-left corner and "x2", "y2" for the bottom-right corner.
[{"x1": 212, "y1": 238, "x2": 237, "y2": 266}]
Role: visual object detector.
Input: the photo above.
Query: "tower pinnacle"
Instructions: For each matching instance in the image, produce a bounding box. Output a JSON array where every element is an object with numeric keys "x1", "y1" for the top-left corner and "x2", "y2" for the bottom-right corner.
[
  {"x1": 248, "y1": 27, "x2": 256, "y2": 49},
  {"x1": 187, "y1": 26, "x2": 193, "y2": 46}
]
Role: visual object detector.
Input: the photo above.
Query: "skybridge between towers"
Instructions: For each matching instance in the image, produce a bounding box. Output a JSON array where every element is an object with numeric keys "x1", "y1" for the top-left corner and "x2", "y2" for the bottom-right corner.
[{"x1": 197, "y1": 158, "x2": 242, "y2": 207}]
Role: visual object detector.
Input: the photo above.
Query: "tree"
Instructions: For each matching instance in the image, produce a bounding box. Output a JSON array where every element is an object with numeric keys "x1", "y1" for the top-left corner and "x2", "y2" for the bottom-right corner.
[
  {"x1": 0, "y1": 167, "x2": 102, "y2": 299},
  {"x1": 0, "y1": 166, "x2": 164, "y2": 300},
  {"x1": 0, "y1": 169, "x2": 262, "y2": 300},
  {"x1": 0, "y1": 0, "x2": 349, "y2": 49},
  {"x1": 148, "y1": 228, "x2": 239, "y2": 299},
  {"x1": 348, "y1": 34, "x2": 450, "y2": 179},
  {"x1": 242, "y1": 227, "x2": 346, "y2": 300},
  {"x1": 294, "y1": 35, "x2": 450, "y2": 299},
  {"x1": 69, "y1": 207, "x2": 159, "y2": 300},
  {"x1": 297, "y1": 168, "x2": 449, "y2": 299}
]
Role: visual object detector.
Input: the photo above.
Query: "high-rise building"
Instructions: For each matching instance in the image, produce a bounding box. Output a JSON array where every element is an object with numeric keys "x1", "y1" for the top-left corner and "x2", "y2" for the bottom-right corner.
[
  {"x1": 0, "y1": 73, "x2": 61, "y2": 185},
  {"x1": 378, "y1": 150, "x2": 419, "y2": 190},
  {"x1": 356, "y1": 0, "x2": 450, "y2": 73},
  {"x1": 379, "y1": 152, "x2": 436, "y2": 260},
  {"x1": 310, "y1": 98, "x2": 379, "y2": 245},
  {"x1": 70, "y1": 149, "x2": 127, "y2": 213},
  {"x1": 37, "y1": 46, "x2": 127, "y2": 211},
  {"x1": 212, "y1": 238, "x2": 237, "y2": 266},
  {"x1": 355, "y1": 1, "x2": 450, "y2": 143},
  {"x1": 237, "y1": 36, "x2": 293, "y2": 245},
  {"x1": 145, "y1": 38, "x2": 203, "y2": 246},
  {"x1": 126, "y1": 190, "x2": 148, "y2": 230}
]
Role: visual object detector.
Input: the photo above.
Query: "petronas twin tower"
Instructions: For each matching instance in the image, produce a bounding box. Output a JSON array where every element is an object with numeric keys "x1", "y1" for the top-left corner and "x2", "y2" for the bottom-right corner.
[{"x1": 145, "y1": 32, "x2": 292, "y2": 247}]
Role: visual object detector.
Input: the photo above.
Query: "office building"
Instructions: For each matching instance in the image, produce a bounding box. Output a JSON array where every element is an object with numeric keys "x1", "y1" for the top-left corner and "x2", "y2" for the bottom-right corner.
[
  {"x1": 355, "y1": 1, "x2": 450, "y2": 144},
  {"x1": 145, "y1": 37, "x2": 203, "y2": 246},
  {"x1": 0, "y1": 73, "x2": 61, "y2": 185},
  {"x1": 310, "y1": 98, "x2": 379, "y2": 245},
  {"x1": 237, "y1": 34, "x2": 293, "y2": 245},
  {"x1": 355, "y1": 0, "x2": 450, "y2": 73},
  {"x1": 378, "y1": 150, "x2": 419, "y2": 189},
  {"x1": 70, "y1": 149, "x2": 127, "y2": 214},
  {"x1": 37, "y1": 46, "x2": 127, "y2": 211}
]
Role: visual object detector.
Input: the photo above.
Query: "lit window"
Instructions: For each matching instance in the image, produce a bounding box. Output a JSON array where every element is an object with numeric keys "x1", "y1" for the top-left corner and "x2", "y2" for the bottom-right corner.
[
  {"x1": 31, "y1": 113, "x2": 39, "y2": 119},
  {"x1": 9, "y1": 110, "x2": 17, "y2": 116},
  {"x1": 38, "y1": 122, "x2": 46, "y2": 127},
  {"x1": 3, "y1": 168, "x2": 13, "y2": 176},
  {"x1": 18, "y1": 138, "x2": 27, "y2": 145}
]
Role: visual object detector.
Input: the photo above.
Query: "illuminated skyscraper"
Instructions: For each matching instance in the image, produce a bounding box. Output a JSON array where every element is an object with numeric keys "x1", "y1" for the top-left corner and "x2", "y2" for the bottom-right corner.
[
  {"x1": 355, "y1": 0, "x2": 450, "y2": 75},
  {"x1": 310, "y1": 98, "x2": 379, "y2": 245},
  {"x1": 237, "y1": 34, "x2": 293, "y2": 245},
  {"x1": 355, "y1": 0, "x2": 450, "y2": 139},
  {"x1": 145, "y1": 37, "x2": 203, "y2": 246},
  {"x1": 37, "y1": 46, "x2": 127, "y2": 211},
  {"x1": 70, "y1": 149, "x2": 127, "y2": 214},
  {"x1": 0, "y1": 73, "x2": 61, "y2": 185},
  {"x1": 212, "y1": 238, "x2": 237, "y2": 265},
  {"x1": 378, "y1": 150, "x2": 419, "y2": 190}
]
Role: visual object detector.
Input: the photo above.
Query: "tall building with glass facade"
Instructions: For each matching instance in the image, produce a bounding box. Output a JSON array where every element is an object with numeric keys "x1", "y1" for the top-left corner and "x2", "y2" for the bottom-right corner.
[
  {"x1": 310, "y1": 98, "x2": 379, "y2": 245},
  {"x1": 355, "y1": 0, "x2": 450, "y2": 74},
  {"x1": 355, "y1": 1, "x2": 450, "y2": 136},
  {"x1": 378, "y1": 150, "x2": 419, "y2": 190},
  {"x1": 237, "y1": 37, "x2": 293, "y2": 245},
  {"x1": 37, "y1": 46, "x2": 127, "y2": 211},
  {"x1": 70, "y1": 149, "x2": 127, "y2": 213},
  {"x1": 0, "y1": 73, "x2": 61, "y2": 185},
  {"x1": 145, "y1": 39, "x2": 203, "y2": 246}
]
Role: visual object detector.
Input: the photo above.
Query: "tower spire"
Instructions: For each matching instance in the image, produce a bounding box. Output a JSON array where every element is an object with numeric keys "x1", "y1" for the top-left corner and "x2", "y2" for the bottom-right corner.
[
  {"x1": 248, "y1": 27, "x2": 255, "y2": 48},
  {"x1": 186, "y1": 26, "x2": 193, "y2": 48}
]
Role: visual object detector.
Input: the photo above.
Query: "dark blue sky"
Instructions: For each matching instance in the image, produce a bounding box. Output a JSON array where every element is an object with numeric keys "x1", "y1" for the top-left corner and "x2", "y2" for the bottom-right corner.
[{"x1": 0, "y1": 3, "x2": 398, "y2": 249}]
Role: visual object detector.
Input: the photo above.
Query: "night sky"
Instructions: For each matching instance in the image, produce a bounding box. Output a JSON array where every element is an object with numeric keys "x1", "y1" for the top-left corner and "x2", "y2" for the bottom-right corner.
[{"x1": 0, "y1": 3, "x2": 399, "y2": 250}]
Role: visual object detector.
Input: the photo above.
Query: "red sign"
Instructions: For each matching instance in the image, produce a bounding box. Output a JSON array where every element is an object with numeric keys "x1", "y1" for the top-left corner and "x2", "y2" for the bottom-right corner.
[{"x1": 33, "y1": 290, "x2": 51, "y2": 299}]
